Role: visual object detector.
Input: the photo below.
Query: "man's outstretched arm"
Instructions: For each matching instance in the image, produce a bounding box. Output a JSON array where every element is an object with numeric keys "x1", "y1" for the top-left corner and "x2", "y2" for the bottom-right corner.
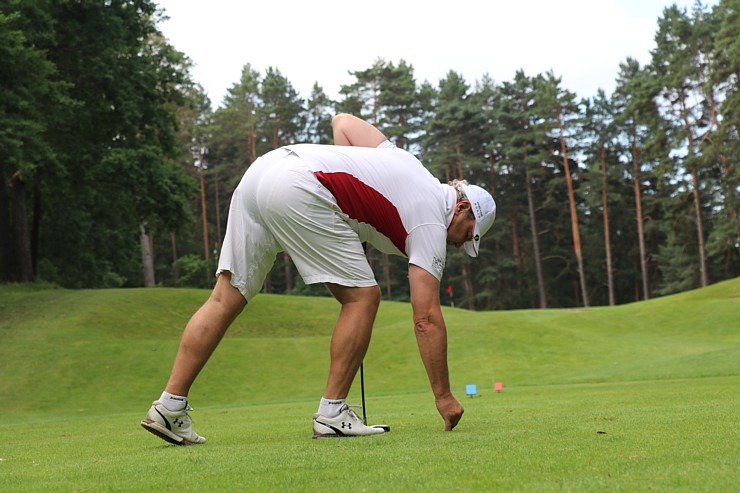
[
  {"x1": 408, "y1": 264, "x2": 464, "y2": 431},
  {"x1": 332, "y1": 113, "x2": 388, "y2": 147}
]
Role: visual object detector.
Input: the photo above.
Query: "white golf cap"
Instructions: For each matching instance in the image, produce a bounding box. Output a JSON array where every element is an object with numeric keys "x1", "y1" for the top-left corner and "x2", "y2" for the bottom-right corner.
[{"x1": 462, "y1": 184, "x2": 497, "y2": 257}]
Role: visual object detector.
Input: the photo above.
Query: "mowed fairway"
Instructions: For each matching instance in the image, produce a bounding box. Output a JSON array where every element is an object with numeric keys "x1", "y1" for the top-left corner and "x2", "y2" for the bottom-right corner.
[{"x1": 1, "y1": 279, "x2": 738, "y2": 492}]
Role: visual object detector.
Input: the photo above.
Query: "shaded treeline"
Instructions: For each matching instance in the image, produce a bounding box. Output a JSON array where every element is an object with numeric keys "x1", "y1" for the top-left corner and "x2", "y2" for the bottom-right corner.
[{"x1": 1, "y1": 0, "x2": 737, "y2": 309}]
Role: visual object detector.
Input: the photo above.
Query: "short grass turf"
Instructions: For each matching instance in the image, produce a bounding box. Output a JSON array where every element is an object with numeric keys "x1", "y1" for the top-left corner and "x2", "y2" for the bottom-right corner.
[{"x1": 1, "y1": 278, "x2": 738, "y2": 492}]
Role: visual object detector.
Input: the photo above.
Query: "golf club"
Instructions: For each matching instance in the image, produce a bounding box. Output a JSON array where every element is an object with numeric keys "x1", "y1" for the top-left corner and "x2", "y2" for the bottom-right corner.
[
  {"x1": 360, "y1": 362, "x2": 367, "y2": 423},
  {"x1": 360, "y1": 362, "x2": 391, "y2": 432}
]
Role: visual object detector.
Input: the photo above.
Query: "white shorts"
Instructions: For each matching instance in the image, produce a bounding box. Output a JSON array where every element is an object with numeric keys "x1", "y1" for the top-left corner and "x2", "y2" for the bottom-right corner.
[{"x1": 217, "y1": 148, "x2": 377, "y2": 301}]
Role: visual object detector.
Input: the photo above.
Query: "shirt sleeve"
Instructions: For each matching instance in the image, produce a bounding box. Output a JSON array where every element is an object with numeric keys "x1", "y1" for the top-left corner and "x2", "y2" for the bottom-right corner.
[
  {"x1": 406, "y1": 224, "x2": 448, "y2": 280},
  {"x1": 376, "y1": 140, "x2": 396, "y2": 149}
]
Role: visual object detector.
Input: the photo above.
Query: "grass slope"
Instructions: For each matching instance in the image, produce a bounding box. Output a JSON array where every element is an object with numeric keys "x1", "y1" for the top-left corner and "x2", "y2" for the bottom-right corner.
[
  {"x1": 1, "y1": 278, "x2": 738, "y2": 492},
  {"x1": 1, "y1": 279, "x2": 737, "y2": 415}
]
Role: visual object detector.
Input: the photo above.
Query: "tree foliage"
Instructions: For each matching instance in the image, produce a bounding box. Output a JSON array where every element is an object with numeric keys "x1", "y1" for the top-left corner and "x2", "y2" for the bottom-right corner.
[
  {"x1": 2, "y1": 0, "x2": 737, "y2": 310},
  {"x1": 1, "y1": 0, "x2": 196, "y2": 287}
]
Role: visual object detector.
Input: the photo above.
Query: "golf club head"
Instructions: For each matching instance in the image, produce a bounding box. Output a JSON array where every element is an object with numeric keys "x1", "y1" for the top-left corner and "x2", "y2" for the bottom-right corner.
[{"x1": 372, "y1": 424, "x2": 391, "y2": 432}]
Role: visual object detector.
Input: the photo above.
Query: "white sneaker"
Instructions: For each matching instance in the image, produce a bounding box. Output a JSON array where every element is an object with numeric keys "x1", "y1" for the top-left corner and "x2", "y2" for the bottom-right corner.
[
  {"x1": 312, "y1": 404, "x2": 390, "y2": 438},
  {"x1": 141, "y1": 401, "x2": 206, "y2": 445}
]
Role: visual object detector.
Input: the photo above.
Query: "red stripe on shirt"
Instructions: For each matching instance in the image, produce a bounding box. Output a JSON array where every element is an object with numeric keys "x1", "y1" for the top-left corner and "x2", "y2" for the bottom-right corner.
[{"x1": 314, "y1": 171, "x2": 407, "y2": 255}]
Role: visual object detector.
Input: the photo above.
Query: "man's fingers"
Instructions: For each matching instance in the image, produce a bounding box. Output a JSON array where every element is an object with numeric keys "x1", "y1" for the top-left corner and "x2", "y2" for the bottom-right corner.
[
  {"x1": 436, "y1": 394, "x2": 464, "y2": 431},
  {"x1": 443, "y1": 408, "x2": 464, "y2": 431}
]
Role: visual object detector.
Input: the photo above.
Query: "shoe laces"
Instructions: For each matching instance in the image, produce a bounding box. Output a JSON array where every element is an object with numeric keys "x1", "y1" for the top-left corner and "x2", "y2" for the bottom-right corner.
[
  {"x1": 344, "y1": 404, "x2": 364, "y2": 422},
  {"x1": 182, "y1": 404, "x2": 197, "y2": 425}
]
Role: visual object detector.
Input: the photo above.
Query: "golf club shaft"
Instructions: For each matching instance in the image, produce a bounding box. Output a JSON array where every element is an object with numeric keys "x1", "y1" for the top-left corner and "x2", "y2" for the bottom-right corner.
[{"x1": 360, "y1": 362, "x2": 367, "y2": 424}]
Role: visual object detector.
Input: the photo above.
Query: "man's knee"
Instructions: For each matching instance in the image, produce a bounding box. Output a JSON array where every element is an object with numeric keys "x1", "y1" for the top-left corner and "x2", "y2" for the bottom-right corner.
[
  {"x1": 366, "y1": 285, "x2": 381, "y2": 310},
  {"x1": 326, "y1": 283, "x2": 381, "y2": 309},
  {"x1": 211, "y1": 272, "x2": 247, "y2": 314}
]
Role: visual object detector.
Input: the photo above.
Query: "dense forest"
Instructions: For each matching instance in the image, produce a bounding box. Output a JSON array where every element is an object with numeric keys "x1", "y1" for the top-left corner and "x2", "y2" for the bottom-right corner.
[{"x1": 1, "y1": 0, "x2": 738, "y2": 310}]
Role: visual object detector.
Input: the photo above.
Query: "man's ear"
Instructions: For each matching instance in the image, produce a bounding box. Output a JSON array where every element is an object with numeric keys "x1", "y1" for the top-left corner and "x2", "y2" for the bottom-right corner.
[{"x1": 457, "y1": 200, "x2": 472, "y2": 213}]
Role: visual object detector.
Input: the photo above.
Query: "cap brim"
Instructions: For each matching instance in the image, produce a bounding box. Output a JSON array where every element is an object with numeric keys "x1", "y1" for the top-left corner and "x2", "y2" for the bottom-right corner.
[{"x1": 464, "y1": 221, "x2": 481, "y2": 257}]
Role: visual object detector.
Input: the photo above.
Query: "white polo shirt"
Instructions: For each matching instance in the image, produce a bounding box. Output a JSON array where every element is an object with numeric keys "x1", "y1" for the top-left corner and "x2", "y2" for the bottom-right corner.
[
  {"x1": 218, "y1": 142, "x2": 457, "y2": 300},
  {"x1": 285, "y1": 143, "x2": 453, "y2": 280}
]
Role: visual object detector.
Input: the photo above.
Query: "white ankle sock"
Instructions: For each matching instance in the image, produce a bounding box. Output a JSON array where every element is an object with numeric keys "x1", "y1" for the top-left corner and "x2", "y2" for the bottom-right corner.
[
  {"x1": 159, "y1": 391, "x2": 187, "y2": 411},
  {"x1": 317, "y1": 397, "x2": 346, "y2": 418}
]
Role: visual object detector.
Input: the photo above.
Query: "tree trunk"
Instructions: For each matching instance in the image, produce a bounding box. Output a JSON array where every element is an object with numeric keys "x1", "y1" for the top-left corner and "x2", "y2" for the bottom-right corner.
[
  {"x1": 631, "y1": 129, "x2": 650, "y2": 300},
  {"x1": 171, "y1": 231, "x2": 177, "y2": 262},
  {"x1": 702, "y1": 57, "x2": 736, "y2": 241},
  {"x1": 558, "y1": 112, "x2": 589, "y2": 307},
  {"x1": 454, "y1": 143, "x2": 465, "y2": 180},
  {"x1": 283, "y1": 253, "x2": 293, "y2": 294},
  {"x1": 461, "y1": 262, "x2": 474, "y2": 310},
  {"x1": 526, "y1": 166, "x2": 547, "y2": 308},
  {"x1": 600, "y1": 146, "x2": 616, "y2": 306},
  {"x1": 171, "y1": 231, "x2": 179, "y2": 283},
  {"x1": 690, "y1": 165, "x2": 708, "y2": 287},
  {"x1": 139, "y1": 222, "x2": 155, "y2": 287},
  {"x1": 198, "y1": 148, "x2": 210, "y2": 267},
  {"x1": 679, "y1": 92, "x2": 708, "y2": 287},
  {"x1": 215, "y1": 178, "x2": 222, "y2": 252},
  {"x1": 31, "y1": 178, "x2": 42, "y2": 277},
  {"x1": 247, "y1": 98, "x2": 257, "y2": 163},
  {"x1": 383, "y1": 254, "x2": 392, "y2": 299},
  {"x1": 10, "y1": 172, "x2": 34, "y2": 282}
]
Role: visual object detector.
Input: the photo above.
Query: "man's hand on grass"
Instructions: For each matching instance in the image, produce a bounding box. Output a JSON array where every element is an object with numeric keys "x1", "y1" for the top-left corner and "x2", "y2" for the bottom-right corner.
[{"x1": 436, "y1": 393, "x2": 464, "y2": 431}]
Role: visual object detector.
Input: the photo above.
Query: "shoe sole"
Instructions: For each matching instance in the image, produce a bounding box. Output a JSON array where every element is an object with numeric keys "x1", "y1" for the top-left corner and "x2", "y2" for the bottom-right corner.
[
  {"x1": 312, "y1": 425, "x2": 390, "y2": 439},
  {"x1": 313, "y1": 432, "x2": 382, "y2": 439},
  {"x1": 312, "y1": 432, "x2": 351, "y2": 439},
  {"x1": 141, "y1": 418, "x2": 200, "y2": 446}
]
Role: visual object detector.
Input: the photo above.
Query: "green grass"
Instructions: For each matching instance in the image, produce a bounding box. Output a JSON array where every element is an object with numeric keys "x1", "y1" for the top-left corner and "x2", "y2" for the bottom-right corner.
[{"x1": 1, "y1": 279, "x2": 738, "y2": 492}]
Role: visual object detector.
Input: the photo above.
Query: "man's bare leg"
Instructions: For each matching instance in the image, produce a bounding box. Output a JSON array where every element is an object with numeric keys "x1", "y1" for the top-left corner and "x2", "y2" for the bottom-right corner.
[
  {"x1": 311, "y1": 283, "x2": 388, "y2": 437},
  {"x1": 322, "y1": 284, "x2": 381, "y2": 399},
  {"x1": 141, "y1": 272, "x2": 246, "y2": 445},
  {"x1": 165, "y1": 272, "x2": 247, "y2": 396}
]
